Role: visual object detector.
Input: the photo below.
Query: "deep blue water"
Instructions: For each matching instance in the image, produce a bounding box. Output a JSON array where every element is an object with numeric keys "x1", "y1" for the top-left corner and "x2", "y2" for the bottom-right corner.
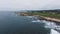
[{"x1": 0, "y1": 11, "x2": 50, "y2": 34}]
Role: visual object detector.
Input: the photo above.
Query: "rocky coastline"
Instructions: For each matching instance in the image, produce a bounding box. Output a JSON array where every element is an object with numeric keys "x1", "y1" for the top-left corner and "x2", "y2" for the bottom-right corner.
[{"x1": 17, "y1": 12, "x2": 60, "y2": 23}]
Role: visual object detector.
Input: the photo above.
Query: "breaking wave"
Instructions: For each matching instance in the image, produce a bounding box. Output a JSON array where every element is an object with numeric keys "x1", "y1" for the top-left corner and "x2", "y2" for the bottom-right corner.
[{"x1": 26, "y1": 16, "x2": 60, "y2": 32}]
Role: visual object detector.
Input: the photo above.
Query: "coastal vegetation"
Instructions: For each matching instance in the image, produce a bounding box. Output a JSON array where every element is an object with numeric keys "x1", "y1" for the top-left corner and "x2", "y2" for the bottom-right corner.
[
  {"x1": 17, "y1": 9, "x2": 60, "y2": 22},
  {"x1": 25, "y1": 10, "x2": 60, "y2": 19}
]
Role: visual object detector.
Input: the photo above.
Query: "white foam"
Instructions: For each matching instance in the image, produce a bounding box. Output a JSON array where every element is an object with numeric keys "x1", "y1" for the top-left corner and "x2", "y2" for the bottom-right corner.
[
  {"x1": 42, "y1": 20, "x2": 57, "y2": 29},
  {"x1": 50, "y1": 29, "x2": 60, "y2": 34},
  {"x1": 55, "y1": 26, "x2": 60, "y2": 30},
  {"x1": 26, "y1": 16, "x2": 60, "y2": 31},
  {"x1": 26, "y1": 16, "x2": 34, "y2": 18},
  {"x1": 32, "y1": 20, "x2": 41, "y2": 22}
]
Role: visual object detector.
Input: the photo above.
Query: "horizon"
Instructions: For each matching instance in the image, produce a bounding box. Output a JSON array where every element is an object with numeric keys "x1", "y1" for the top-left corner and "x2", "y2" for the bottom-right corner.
[{"x1": 0, "y1": 9, "x2": 60, "y2": 11}]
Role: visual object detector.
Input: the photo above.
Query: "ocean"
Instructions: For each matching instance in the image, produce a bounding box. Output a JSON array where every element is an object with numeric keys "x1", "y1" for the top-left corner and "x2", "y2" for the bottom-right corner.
[{"x1": 0, "y1": 11, "x2": 59, "y2": 34}]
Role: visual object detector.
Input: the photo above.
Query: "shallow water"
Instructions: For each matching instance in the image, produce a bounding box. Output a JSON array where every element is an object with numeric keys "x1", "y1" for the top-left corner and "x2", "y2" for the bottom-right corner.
[{"x1": 0, "y1": 11, "x2": 58, "y2": 34}]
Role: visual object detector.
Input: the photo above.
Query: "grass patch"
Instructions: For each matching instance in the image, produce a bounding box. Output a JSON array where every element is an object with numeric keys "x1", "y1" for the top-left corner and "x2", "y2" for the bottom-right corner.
[{"x1": 26, "y1": 11, "x2": 60, "y2": 19}]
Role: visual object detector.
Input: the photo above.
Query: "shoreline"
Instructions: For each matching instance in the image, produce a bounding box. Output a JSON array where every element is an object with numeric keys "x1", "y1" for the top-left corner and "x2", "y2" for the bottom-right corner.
[
  {"x1": 19, "y1": 12, "x2": 60, "y2": 23},
  {"x1": 39, "y1": 16, "x2": 60, "y2": 23}
]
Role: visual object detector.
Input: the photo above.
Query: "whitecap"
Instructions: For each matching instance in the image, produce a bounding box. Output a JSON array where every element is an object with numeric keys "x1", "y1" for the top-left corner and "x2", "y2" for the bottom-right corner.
[
  {"x1": 32, "y1": 20, "x2": 41, "y2": 22},
  {"x1": 50, "y1": 29, "x2": 60, "y2": 34}
]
